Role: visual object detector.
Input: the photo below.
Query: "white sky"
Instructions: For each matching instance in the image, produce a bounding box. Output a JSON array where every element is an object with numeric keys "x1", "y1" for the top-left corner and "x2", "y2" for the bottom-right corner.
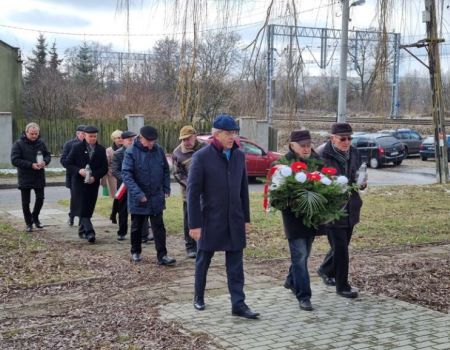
[{"x1": 1, "y1": 0, "x2": 449, "y2": 76}]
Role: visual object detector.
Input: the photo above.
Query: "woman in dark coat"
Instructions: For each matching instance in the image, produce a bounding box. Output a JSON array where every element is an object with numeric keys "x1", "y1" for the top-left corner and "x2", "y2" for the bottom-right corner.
[
  {"x1": 11, "y1": 122, "x2": 51, "y2": 232},
  {"x1": 278, "y1": 130, "x2": 322, "y2": 312},
  {"x1": 316, "y1": 122, "x2": 364, "y2": 299},
  {"x1": 65, "y1": 126, "x2": 108, "y2": 243}
]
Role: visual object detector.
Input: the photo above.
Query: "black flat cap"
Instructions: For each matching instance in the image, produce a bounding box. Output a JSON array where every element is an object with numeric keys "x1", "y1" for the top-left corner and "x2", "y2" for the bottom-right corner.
[
  {"x1": 290, "y1": 130, "x2": 311, "y2": 144},
  {"x1": 140, "y1": 126, "x2": 158, "y2": 140},
  {"x1": 76, "y1": 124, "x2": 86, "y2": 132},
  {"x1": 83, "y1": 125, "x2": 98, "y2": 133},
  {"x1": 331, "y1": 123, "x2": 353, "y2": 135},
  {"x1": 121, "y1": 130, "x2": 137, "y2": 139}
]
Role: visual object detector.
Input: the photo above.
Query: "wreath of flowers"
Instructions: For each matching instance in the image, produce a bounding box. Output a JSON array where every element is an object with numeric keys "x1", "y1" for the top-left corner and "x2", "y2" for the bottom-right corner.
[{"x1": 263, "y1": 158, "x2": 355, "y2": 228}]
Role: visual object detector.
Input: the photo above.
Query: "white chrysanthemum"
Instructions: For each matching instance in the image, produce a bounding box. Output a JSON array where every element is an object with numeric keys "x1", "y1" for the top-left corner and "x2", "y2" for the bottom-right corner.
[
  {"x1": 320, "y1": 176, "x2": 332, "y2": 185},
  {"x1": 335, "y1": 175, "x2": 349, "y2": 185},
  {"x1": 295, "y1": 172, "x2": 307, "y2": 183},
  {"x1": 279, "y1": 166, "x2": 292, "y2": 177}
]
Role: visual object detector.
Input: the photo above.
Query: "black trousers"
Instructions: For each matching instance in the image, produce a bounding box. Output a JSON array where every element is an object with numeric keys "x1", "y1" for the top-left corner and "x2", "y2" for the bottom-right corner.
[
  {"x1": 130, "y1": 213, "x2": 167, "y2": 260},
  {"x1": 319, "y1": 227, "x2": 354, "y2": 292},
  {"x1": 195, "y1": 249, "x2": 246, "y2": 309},
  {"x1": 183, "y1": 201, "x2": 197, "y2": 251},
  {"x1": 117, "y1": 194, "x2": 128, "y2": 236},
  {"x1": 20, "y1": 188, "x2": 44, "y2": 226},
  {"x1": 79, "y1": 217, "x2": 95, "y2": 235},
  {"x1": 111, "y1": 198, "x2": 119, "y2": 220}
]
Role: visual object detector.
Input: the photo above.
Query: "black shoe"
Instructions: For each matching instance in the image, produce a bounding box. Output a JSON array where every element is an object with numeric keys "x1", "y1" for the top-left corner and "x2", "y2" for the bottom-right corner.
[
  {"x1": 110, "y1": 214, "x2": 117, "y2": 224},
  {"x1": 147, "y1": 235, "x2": 154, "y2": 242},
  {"x1": 283, "y1": 281, "x2": 295, "y2": 295},
  {"x1": 68, "y1": 217, "x2": 74, "y2": 226},
  {"x1": 337, "y1": 287, "x2": 358, "y2": 299},
  {"x1": 117, "y1": 235, "x2": 126, "y2": 241},
  {"x1": 158, "y1": 256, "x2": 176, "y2": 266},
  {"x1": 299, "y1": 299, "x2": 313, "y2": 311},
  {"x1": 86, "y1": 232, "x2": 96, "y2": 243},
  {"x1": 141, "y1": 236, "x2": 149, "y2": 243},
  {"x1": 232, "y1": 305, "x2": 260, "y2": 319},
  {"x1": 193, "y1": 296, "x2": 205, "y2": 311},
  {"x1": 131, "y1": 253, "x2": 142, "y2": 262},
  {"x1": 187, "y1": 250, "x2": 197, "y2": 259},
  {"x1": 78, "y1": 230, "x2": 86, "y2": 239},
  {"x1": 33, "y1": 219, "x2": 44, "y2": 229},
  {"x1": 25, "y1": 225, "x2": 33, "y2": 233},
  {"x1": 317, "y1": 268, "x2": 336, "y2": 286}
]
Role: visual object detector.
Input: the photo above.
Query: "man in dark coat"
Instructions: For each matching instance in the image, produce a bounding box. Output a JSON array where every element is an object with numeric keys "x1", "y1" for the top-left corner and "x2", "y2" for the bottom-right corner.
[
  {"x1": 187, "y1": 114, "x2": 259, "y2": 319},
  {"x1": 316, "y1": 122, "x2": 365, "y2": 298},
  {"x1": 111, "y1": 130, "x2": 136, "y2": 241},
  {"x1": 172, "y1": 125, "x2": 205, "y2": 258},
  {"x1": 121, "y1": 126, "x2": 176, "y2": 265},
  {"x1": 279, "y1": 130, "x2": 322, "y2": 311},
  {"x1": 65, "y1": 126, "x2": 108, "y2": 243},
  {"x1": 11, "y1": 122, "x2": 51, "y2": 232},
  {"x1": 60, "y1": 125, "x2": 85, "y2": 226}
]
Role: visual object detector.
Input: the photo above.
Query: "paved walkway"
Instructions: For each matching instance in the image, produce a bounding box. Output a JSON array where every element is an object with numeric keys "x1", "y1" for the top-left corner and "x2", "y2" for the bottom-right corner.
[{"x1": 0, "y1": 195, "x2": 449, "y2": 350}]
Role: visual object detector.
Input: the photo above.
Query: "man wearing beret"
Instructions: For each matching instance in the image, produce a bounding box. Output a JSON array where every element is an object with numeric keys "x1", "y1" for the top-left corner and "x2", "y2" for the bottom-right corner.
[
  {"x1": 66, "y1": 126, "x2": 108, "y2": 243},
  {"x1": 111, "y1": 130, "x2": 136, "y2": 241},
  {"x1": 187, "y1": 114, "x2": 259, "y2": 319},
  {"x1": 172, "y1": 125, "x2": 205, "y2": 258},
  {"x1": 316, "y1": 122, "x2": 365, "y2": 298},
  {"x1": 60, "y1": 125, "x2": 85, "y2": 226},
  {"x1": 280, "y1": 129, "x2": 322, "y2": 311},
  {"x1": 122, "y1": 125, "x2": 176, "y2": 265}
]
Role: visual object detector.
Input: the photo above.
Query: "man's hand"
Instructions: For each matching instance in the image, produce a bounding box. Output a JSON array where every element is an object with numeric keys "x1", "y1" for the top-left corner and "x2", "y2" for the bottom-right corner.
[
  {"x1": 189, "y1": 228, "x2": 201, "y2": 241},
  {"x1": 32, "y1": 163, "x2": 41, "y2": 170},
  {"x1": 360, "y1": 174, "x2": 368, "y2": 190},
  {"x1": 79, "y1": 169, "x2": 86, "y2": 177},
  {"x1": 140, "y1": 196, "x2": 148, "y2": 203},
  {"x1": 165, "y1": 193, "x2": 170, "y2": 198},
  {"x1": 245, "y1": 223, "x2": 251, "y2": 234}
]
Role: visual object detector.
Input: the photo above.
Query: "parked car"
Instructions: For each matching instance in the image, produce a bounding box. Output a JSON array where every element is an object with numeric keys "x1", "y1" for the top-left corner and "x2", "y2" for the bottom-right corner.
[
  {"x1": 419, "y1": 135, "x2": 450, "y2": 161},
  {"x1": 352, "y1": 133, "x2": 405, "y2": 168},
  {"x1": 380, "y1": 128, "x2": 423, "y2": 156},
  {"x1": 197, "y1": 135, "x2": 282, "y2": 177}
]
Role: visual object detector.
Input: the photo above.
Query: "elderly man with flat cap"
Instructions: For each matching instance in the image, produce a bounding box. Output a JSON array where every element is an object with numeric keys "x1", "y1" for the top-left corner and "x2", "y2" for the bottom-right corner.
[
  {"x1": 121, "y1": 125, "x2": 176, "y2": 265},
  {"x1": 61, "y1": 124, "x2": 86, "y2": 226},
  {"x1": 279, "y1": 129, "x2": 323, "y2": 311},
  {"x1": 316, "y1": 122, "x2": 366, "y2": 299},
  {"x1": 172, "y1": 125, "x2": 205, "y2": 258},
  {"x1": 66, "y1": 125, "x2": 108, "y2": 243},
  {"x1": 187, "y1": 114, "x2": 259, "y2": 319}
]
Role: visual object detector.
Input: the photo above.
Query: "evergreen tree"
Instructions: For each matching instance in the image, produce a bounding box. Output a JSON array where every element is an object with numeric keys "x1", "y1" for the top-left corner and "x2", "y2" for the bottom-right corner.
[
  {"x1": 49, "y1": 41, "x2": 62, "y2": 71},
  {"x1": 26, "y1": 34, "x2": 47, "y2": 78},
  {"x1": 75, "y1": 41, "x2": 96, "y2": 84}
]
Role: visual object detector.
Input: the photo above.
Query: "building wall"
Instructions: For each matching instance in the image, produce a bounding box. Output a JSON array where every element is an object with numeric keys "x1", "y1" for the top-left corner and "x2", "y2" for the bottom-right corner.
[{"x1": 0, "y1": 41, "x2": 22, "y2": 117}]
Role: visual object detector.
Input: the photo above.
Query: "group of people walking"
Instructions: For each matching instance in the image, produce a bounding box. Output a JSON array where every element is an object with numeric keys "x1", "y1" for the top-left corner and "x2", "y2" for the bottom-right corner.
[{"x1": 10, "y1": 115, "x2": 365, "y2": 320}]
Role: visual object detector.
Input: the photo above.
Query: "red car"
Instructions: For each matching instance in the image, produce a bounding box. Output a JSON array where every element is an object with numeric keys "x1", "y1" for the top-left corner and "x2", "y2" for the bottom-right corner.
[{"x1": 197, "y1": 135, "x2": 282, "y2": 178}]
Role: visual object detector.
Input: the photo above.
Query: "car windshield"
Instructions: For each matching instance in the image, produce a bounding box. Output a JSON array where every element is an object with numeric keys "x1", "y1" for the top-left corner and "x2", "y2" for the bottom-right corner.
[{"x1": 373, "y1": 136, "x2": 399, "y2": 146}]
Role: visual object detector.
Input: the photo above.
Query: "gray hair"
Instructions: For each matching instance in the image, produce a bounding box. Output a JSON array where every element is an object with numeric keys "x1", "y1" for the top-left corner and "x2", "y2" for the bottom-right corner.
[
  {"x1": 211, "y1": 127, "x2": 220, "y2": 134},
  {"x1": 25, "y1": 122, "x2": 40, "y2": 132}
]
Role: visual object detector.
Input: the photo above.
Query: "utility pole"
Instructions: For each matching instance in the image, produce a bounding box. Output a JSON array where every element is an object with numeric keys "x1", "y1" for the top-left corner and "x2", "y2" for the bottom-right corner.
[
  {"x1": 425, "y1": 0, "x2": 448, "y2": 183},
  {"x1": 337, "y1": 0, "x2": 350, "y2": 123}
]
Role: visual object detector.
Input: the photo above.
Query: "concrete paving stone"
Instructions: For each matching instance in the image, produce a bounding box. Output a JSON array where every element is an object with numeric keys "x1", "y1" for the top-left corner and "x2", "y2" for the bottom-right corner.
[
  {"x1": 432, "y1": 344, "x2": 450, "y2": 350},
  {"x1": 350, "y1": 343, "x2": 372, "y2": 350},
  {"x1": 393, "y1": 346, "x2": 417, "y2": 350},
  {"x1": 416, "y1": 341, "x2": 441, "y2": 349},
  {"x1": 434, "y1": 337, "x2": 450, "y2": 344}
]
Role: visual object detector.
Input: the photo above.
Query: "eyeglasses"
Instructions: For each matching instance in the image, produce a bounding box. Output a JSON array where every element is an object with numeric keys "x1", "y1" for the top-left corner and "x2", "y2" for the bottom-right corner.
[
  {"x1": 338, "y1": 136, "x2": 353, "y2": 142},
  {"x1": 221, "y1": 130, "x2": 239, "y2": 137}
]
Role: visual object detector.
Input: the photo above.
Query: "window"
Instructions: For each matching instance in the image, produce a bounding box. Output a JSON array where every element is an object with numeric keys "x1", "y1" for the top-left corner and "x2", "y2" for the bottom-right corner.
[
  {"x1": 410, "y1": 132, "x2": 421, "y2": 140},
  {"x1": 241, "y1": 142, "x2": 263, "y2": 156}
]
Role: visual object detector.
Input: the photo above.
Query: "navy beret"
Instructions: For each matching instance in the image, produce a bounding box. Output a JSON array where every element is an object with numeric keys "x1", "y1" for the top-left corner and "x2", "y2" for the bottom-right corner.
[
  {"x1": 121, "y1": 130, "x2": 137, "y2": 139},
  {"x1": 83, "y1": 125, "x2": 98, "y2": 133},
  {"x1": 213, "y1": 114, "x2": 240, "y2": 131},
  {"x1": 331, "y1": 123, "x2": 353, "y2": 135},
  {"x1": 76, "y1": 124, "x2": 86, "y2": 132},
  {"x1": 140, "y1": 125, "x2": 158, "y2": 140},
  {"x1": 290, "y1": 130, "x2": 311, "y2": 144}
]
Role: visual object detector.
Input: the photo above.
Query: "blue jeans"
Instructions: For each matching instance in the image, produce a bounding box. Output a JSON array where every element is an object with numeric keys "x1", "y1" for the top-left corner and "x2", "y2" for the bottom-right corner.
[{"x1": 286, "y1": 237, "x2": 314, "y2": 301}]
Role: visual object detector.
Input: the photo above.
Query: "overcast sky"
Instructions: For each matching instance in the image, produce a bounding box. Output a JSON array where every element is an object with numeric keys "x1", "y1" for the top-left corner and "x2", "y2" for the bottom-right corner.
[{"x1": 1, "y1": 0, "x2": 449, "y2": 76}]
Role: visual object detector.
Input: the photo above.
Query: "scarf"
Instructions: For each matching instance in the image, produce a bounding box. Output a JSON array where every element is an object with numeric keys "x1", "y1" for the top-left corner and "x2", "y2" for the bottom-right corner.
[{"x1": 331, "y1": 142, "x2": 350, "y2": 174}]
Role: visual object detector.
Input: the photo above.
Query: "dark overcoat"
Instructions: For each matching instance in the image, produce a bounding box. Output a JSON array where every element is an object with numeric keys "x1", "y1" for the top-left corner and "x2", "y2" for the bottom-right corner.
[
  {"x1": 121, "y1": 139, "x2": 170, "y2": 216},
  {"x1": 280, "y1": 150, "x2": 321, "y2": 240},
  {"x1": 187, "y1": 141, "x2": 250, "y2": 252},
  {"x1": 316, "y1": 141, "x2": 363, "y2": 228},
  {"x1": 111, "y1": 146, "x2": 125, "y2": 186},
  {"x1": 65, "y1": 140, "x2": 108, "y2": 218},
  {"x1": 10, "y1": 133, "x2": 51, "y2": 189},
  {"x1": 61, "y1": 137, "x2": 81, "y2": 188}
]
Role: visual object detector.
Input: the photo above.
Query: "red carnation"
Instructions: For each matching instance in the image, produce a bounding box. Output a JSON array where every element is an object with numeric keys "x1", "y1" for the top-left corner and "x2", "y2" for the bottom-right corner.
[
  {"x1": 306, "y1": 172, "x2": 321, "y2": 181},
  {"x1": 290, "y1": 161, "x2": 308, "y2": 173},
  {"x1": 321, "y1": 167, "x2": 337, "y2": 176}
]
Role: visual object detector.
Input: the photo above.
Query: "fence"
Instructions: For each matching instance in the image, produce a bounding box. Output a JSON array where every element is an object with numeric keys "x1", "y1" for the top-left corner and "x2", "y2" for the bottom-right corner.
[{"x1": 13, "y1": 118, "x2": 212, "y2": 155}]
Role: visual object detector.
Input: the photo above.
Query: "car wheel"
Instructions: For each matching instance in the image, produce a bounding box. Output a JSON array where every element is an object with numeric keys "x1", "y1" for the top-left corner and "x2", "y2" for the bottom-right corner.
[
  {"x1": 420, "y1": 156, "x2": 427, "y2": 161},
  {"x1": 403, "y1": 147, "x2": 409, "y2": 158},
  {"x1": 369, "y1": 157, "x2": 380, "y2": 169},
  {"x1": 393, "y1": 160, "x2": 403, "y2": 166}
]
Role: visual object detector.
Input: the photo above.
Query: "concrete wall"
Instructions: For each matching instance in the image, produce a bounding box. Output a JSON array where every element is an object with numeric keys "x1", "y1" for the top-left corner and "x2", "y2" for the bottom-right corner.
[
  {"x1": 0, "y1": 41, "x2": 22, "y2": 117},
  {"x1": 0, "y1": 112, "x2": 13, "y2": 168}
]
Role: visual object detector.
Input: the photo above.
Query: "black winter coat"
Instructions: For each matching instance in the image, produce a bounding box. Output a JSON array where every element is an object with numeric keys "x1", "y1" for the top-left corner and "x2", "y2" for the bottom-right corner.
[
  {"x1": 111, "y1": 146, "x2": 125, "y2": 185},
  {"x1": 61, "y1": 137, "x2": 82, "y2": 188},
  {"x1": 65, "y1": 140, "x2": 108, "y2": 218},
  {"x1": 316, "y1": 141, "x2": 363, "y2": 228},
  {"x1": 187, "y1": 141, "x2": 250, "y2": 252},
  {"x1": 11, "y1": 133, "x2": 51, "y2": 189},
  {"x1": 280, "y1": 150, "x2": 321, "y2": 240}
]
